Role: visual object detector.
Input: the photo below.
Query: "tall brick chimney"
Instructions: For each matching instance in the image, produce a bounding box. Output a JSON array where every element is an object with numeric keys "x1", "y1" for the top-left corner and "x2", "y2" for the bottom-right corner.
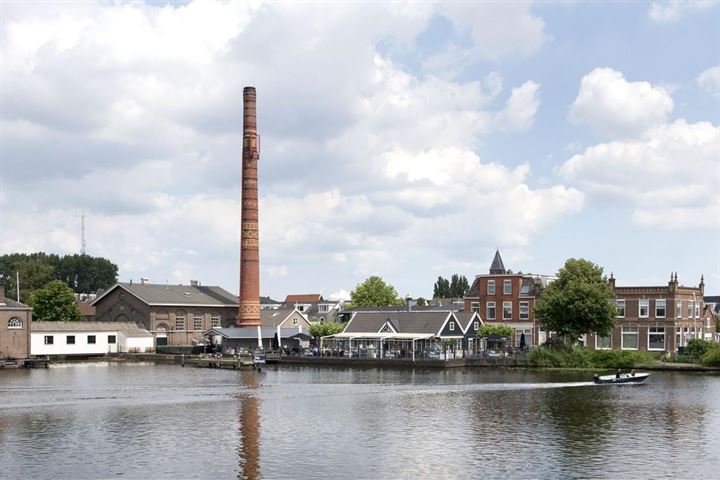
[{"x1": 237, "y1": 86, "x2": 262, "y2": 333}]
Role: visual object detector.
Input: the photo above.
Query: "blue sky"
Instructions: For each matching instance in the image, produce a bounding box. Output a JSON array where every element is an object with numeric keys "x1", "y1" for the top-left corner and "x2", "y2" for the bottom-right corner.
[{"x1": 1, "y1": 0, "x2": 718, "y2": 300}]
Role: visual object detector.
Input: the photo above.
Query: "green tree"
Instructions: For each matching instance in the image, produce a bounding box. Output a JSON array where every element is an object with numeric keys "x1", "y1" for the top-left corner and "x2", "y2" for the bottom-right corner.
[
  {"x1": 433, "y1": 276, "x2": 450, "y2": 298},
  {"x1": 12, "y1": 258, "x2": 55, "y2": 303},
  {"x1": 416, "y1": 297, "x2": 427, "y2": 307},
  {"x1": 348, "y1": 276, "x2": 404, "y2": 308},
  {"x1": 449, "y1": 274, "x2": 469, "y2": 297},
  {"x1": 27, "y1": 280, "x2": 83, "y2": 322},
  {"x1": 477, "y1": 324, "x2": 513, "y2": 338},
  {"x1": 309, "y1": 322, "x2": 345, "y2": 338},
  {"x1": 534, "y1": 258, "x2": 616, "y2": 344}
]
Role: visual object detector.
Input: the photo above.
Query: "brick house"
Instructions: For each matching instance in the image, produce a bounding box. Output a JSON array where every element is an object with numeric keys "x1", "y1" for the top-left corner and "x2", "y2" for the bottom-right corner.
[
  {"x1": 464, "y1": 250, "x2": 553, "y2": 348},
  {"x1": 586, "y1": 273, "x2": 708, "y2": 353},
  {"x1": 92, "y1": 280, "x2": 238, "y2": 347},
  {"x1": 0, "y1": 286, "x2": 32, "y2": 360}
]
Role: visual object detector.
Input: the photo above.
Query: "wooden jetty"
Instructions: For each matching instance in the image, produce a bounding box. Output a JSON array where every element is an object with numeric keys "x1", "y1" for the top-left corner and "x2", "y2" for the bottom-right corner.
[{"x1": 193, "y1": 355, "x2": 258, "y2": 370}]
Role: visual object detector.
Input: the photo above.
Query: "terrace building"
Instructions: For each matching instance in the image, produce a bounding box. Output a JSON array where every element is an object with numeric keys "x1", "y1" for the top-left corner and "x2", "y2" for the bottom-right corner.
[
  {"x1": 464, "y1": 250, "x2": 553, "y2": 348},
  {"x1": 586, "y1": 273, "x2": 708, "y2": 353}
]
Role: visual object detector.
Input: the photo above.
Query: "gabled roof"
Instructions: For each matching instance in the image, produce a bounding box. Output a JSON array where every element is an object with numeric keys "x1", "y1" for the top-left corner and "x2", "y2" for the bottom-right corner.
[
  {"x1": 260, "y1": 296, "x2": 282, "y2": 305},
  {"x1": 260, "y1": 308, "x2": 306, "y2": 327},
  {"x1": 490, "y1": 249, "x2": 506, "y2": 274},
  {"x1": 344, "y1": 311, "x2": 453, "y2": 336},
  {"x1": 203, "y1": 327, "x2": 311, "y2": 340},
  {"x1": 0, "y1": 298, "x2": 32, "y2": 311},
  {"x1": 92, "y1": 283, "x2": 238, "y2": 307},
  {"x1": 285, "y1": 294, "x2": 323, "y2": 304},
  {"x1": 455, "y1": 311, "x2": 481, "y2": 333}
]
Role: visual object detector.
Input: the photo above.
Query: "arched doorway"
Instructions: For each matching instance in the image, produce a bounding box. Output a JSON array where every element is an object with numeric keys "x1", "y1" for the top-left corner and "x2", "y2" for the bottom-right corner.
[{"x1": 155, "y1": 324, "x2": 169, "y2": 347}]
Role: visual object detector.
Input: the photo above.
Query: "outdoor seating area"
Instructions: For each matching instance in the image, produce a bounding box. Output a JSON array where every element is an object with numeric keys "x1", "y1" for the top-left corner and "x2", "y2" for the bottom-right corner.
[{"x1": 320, "y1": 333, "x2": 465, "y2": 361}]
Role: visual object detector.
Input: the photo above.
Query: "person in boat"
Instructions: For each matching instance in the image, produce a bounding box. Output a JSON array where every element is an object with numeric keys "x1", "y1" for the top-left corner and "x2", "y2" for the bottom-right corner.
[
  {"x1": 630, "y1": 368, "x2": 636, "y2": 377},
  {"x1": 616, "y1": 369, "x2": 621, "y2": 378}
]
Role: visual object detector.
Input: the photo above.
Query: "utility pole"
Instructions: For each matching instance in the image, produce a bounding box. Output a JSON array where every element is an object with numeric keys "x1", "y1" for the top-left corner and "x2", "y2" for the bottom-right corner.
[{"x1": 81, "y1": 212, "x2": 86, "y2": 255}]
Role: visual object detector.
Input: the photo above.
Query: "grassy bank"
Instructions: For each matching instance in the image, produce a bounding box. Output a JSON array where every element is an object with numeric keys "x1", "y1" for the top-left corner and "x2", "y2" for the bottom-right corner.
[{"x1": 527, "y1": 347, "x2": 660, "y2": 369}]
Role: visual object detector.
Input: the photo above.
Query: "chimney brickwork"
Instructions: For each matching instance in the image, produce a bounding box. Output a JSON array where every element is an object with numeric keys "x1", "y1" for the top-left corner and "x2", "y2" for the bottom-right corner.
[{"x1": 237, "y1": 86, "x2": 261, "y2": 327}]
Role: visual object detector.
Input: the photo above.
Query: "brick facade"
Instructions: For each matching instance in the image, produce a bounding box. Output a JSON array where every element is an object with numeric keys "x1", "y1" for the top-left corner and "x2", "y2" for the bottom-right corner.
[{"x1": 0, "y1": 287, "x2": 32, "y2": 359}]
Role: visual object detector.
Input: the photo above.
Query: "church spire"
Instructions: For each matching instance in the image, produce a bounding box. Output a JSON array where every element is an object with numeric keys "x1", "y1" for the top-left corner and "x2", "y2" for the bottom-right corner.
[{"x1": 489, "y1": 249, "x2": 507, "y2": 275}]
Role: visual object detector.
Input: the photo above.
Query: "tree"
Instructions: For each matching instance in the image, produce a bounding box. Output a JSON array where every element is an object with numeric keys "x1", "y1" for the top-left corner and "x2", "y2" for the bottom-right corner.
[
  {"x1": 434, "y1": 274, "x2": 469, "y2": 298},
  {"x1": 416, "y1": 297, "x2": 427, "y2": 307},
  {"x1": 477, "y1": 324, "x2": 513, "y2": 338},
  {"x1": 27, "y1": 280, "x2": 83, "y2": 322},
  {"x1": 534, "y1": 258, "x2": 616, "y2": 344},
  {"x1": 347, "y1": 276, "x2": 404, "y2": 308},
  {"x1": 11, "y1": 258, "x2": 54, "y2": 303},
  {"x1": 309, "y1": 322, "x2": 345, "y2": 338}
]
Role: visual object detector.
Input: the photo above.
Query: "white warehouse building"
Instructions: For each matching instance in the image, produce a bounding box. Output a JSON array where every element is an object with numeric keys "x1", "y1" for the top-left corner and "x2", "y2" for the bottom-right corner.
[{"x1": 31, "y1": 322, "x2": 153, "y2": 356}]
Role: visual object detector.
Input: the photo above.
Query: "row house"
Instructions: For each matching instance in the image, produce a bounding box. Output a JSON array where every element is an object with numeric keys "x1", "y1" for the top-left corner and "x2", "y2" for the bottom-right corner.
[
  {"x1": 586, "y1": 273, "x2": 708, "y2": 353},
  {"x1": 92, "y1": 280, "x2": 239, "y2": 347},
  {"x1": 283, "y1": 294, "x2": 341, "y2": 323},
  {"x1": 464, "y1": 250, "x2": 553, "y2": 348}
]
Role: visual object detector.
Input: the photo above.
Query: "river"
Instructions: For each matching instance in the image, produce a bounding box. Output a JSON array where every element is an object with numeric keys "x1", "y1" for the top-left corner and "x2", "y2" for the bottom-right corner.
[{"x1": 1, "y1": 363, "x2": 718, "y2": 479}]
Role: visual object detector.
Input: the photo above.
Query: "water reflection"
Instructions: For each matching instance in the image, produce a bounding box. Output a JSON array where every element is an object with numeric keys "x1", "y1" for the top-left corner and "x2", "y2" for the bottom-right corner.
[{"x1": 237, "y1": 370, "x2": 261, "y2": 480}]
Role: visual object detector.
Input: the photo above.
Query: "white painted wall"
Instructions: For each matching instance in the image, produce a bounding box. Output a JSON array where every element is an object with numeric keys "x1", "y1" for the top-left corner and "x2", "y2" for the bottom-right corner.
[
  {"x1": 120, "y1": 333, "x2": 154, "y2": 353},
  {"x1": 31, "y1": 331, "x2": 119, "y2": 355}
]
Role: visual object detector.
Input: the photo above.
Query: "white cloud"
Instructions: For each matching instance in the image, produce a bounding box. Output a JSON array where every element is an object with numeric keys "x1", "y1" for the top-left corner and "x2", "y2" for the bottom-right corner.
[
  {"x1": 648, "y1": 1, "x2": 716, "y2": 22},
  {"x1": 569, "y1": 68, "x2": 674, "y2": 137},
  {"x1": 697, "y1": 66, "x2": 720, "y2": 98},
  {"x1": 560, "y1": 120, "x2": 719, "y2": 229},
  {"x1": 495, "y1": 81, "x2": 541, "y2": 132}
]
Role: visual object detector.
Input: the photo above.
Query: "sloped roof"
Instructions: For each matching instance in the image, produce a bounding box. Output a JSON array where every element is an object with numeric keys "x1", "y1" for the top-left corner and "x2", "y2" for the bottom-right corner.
[
  {"x1": 260, "y1": 296, "x2": 282, "y2": 305},
  {"x1": 76, "y1": 301, "x2": 96, "y2": 316},
  {"x1": 490, "y1": 249, "x2": 506, "y2": 274},
  {"x1": 285, "y1": 294, "x2": 322, "y2": 304},
  {"x1": 454, "y1": 312, "x2": 479, "y2": 332},
  {"x1": 92, "y1": 283, "x2": 238, "y2": 307},
  {"x1": 0, "y1": 298, "x2": 32, "y2": 311},
  {"x1": 32, "y1": 321, "x2": 150, "y2": 335},
  {"x1": 344, "y1": 311, "x2": 452, "y2": 335},
  {"x1": 204, "y1": 327, "x2": 310, "y2": 340},
  {"x1": 260, "y1": 308, "x2": 302, "y2": 327}
]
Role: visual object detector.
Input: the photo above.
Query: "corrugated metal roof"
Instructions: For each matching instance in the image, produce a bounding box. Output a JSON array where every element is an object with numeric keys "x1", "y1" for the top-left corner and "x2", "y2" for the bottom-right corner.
[{"x1": 32, "y1": 321, "x2": 150, "y2": 335}]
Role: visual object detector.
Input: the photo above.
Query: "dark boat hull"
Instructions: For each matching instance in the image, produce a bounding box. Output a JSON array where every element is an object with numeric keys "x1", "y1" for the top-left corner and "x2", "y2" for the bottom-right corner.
[{"x1": 593, "y1": 373, "x2": 649, "y2": 384}]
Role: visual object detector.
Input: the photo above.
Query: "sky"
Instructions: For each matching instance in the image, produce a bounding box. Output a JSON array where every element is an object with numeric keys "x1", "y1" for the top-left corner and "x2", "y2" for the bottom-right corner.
[{"x1": 0, "y1": 0, "x2": 718, "y2": 301}]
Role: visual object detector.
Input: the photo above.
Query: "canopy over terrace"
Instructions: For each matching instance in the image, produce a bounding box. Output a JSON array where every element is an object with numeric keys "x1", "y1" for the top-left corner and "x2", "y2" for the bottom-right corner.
[{"x1": 321, "y1": 332, "x2": 437, "y2": 361}]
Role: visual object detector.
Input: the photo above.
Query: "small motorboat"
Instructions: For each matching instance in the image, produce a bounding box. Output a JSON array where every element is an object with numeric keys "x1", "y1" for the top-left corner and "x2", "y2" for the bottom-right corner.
[{"x1": 593, "y1": 372, "x2": 650, "y2": 384}]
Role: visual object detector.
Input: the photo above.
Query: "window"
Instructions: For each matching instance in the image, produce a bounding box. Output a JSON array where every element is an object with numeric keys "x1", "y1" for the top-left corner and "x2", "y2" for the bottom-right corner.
[
  {"x1": 676, "y1": 300, "x2": 682, "y2": 318},
  {"x1": 319, "y1": 304, "x2": 329, "y2": 313},
  {"x1": 520, "y1": 283, "x2": 530, "y2": 295},
  {"x1": 175, "y1": 311, "x2": 186, "y2": 330},
  {"x1": 648, "y1": 327, "x2": 666, "y2": 351},
  {"x1": 108, "y1": 335, "x2": 116, "y2": 344},
  {"x1": 596, "y1": 334, "x2": 612, "y2": 349},
  {"x1": 486, "y1": 302, "x2": 496, "y2": 320},
  {"x1": 487, "y1": 280, "x2": 495, "y2": 295},
  {"x1": 211, "y1": 314, "x2": 221, "y2": 328},
  {"x1": 503, "y1": 279, "x2": 512, "y2": 295},
  {"x1": 621, "y1": 326, "x2": 638, "y2": 350},
  {"x1": 503, "y1": 301, "x2": 512, "y2": 320},
  {"x1": 66, "y1": 335, "x2": 76, "y2": 345},
  {"x1": 87, "y1": 335, "x2": 96, "y2": 344},
  {"x1": 616, "y1": 300, "x2": 625, "y2": 318},
  {"x1": 519, "y1": 302, "x2": 529, "y2": 320},
  {"x1": 297, "y1": 305, "x2": 304, "y2": 312},
  {"x1": 44, "y1": 335, "x2": 54, "y2": 345},
  {"x1": 655, "y1": 299, "x2": 666, "y2": 318},
  {"x1": 193, "y1": 313, "x2": 203, "y2": 330},
  {"x1": 514, "y1": 329, "x2": 532, "y2": 347},
  {"x1": 639, "y1": 299, "x2": 649, "y2": 318},
  {"x1": 688, "y1": 301, "x2": 693, "y2": 318},
  {"x1": 7, "y1": 317, "x2": 22, "y2": 329},
  {"x1": 449, "y1": 321, "x2": 455, "y2": 331},
  {"x1": 292, "y1": 318, "x2": 299, "y2": 326},
  {"x1": 694, "y1": 302, "x2": 700, "y2": 318},
  {"x1": 473, "y1": 321, "x2": 479, "y2": 331},
  {"x1": 471, "y1": 302, "x2": 479, "y2": 313}
]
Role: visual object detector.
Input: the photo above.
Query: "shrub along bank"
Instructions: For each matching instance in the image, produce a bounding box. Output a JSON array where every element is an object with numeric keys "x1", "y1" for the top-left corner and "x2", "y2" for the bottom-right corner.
[{"x1": 527, "y1": 347, "x2": 660, "y2": 369}]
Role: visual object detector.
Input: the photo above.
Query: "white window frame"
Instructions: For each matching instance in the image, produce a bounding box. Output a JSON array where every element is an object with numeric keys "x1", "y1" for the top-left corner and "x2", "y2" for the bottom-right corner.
[
  {"x1": 595, "y1": 334, "x2": 612, "y2": 350},
  {"x1": 621, "y1": 326, "x2": 639, "y2": 350},
  {"x1": 676, "y1": 300, "x2": 682, "y2": 319},
  {"x1": 175, "y1": 311, "x2": 186, "y2": 331},
  {"x1": 7, "y1": 317, "x2": 22, "y2": 329},
  {"x1": 655, "y1": 299, "x2": 666, "y2": 318},
  {"x1": 473, "y1": 321, "x2": 479, "y2": 331},
  {"x1": 688, "y1": 301, "x2": 693, "y2": 318},
  {"x1": 487, "y1": 280, "x2": 495, "y2": 295},
  {"x1": 519, "y1": 301, "x2": 529, "y2": 320},
  {"x1": 616, "y1": 299, "x2": 625, "y2": 318},
  {"x1": 193, "y1": 313, "x2": 203, "y2": 331},
  {"x1": 503, "y1": 301, "x2": 512, "y2": 320},
  {"x1": 503, "y1": 279, "x2": 512, "y2": 295},
  {"x1": 471, "y1": 302, "x2": 479, "y2": 313},
  {"x1": 211, "y1": 314, "x2": 221, "y2": 328},
  {"x1": 694, "y1": 302, "x2": 700, "y2": 318},
  {"x1": 292, "y1": 318, "x2": 299, "y2": 326},
  {"x1": 486, "y1": 302, "x2": 496, "y2": 320},
  {"x1": 639, "y1": 299, "x2": 649, "y2": 318},
  {"x1": 449, "y1": 321, "x2": 455, "y2": 332},
  {"x1": 648, "y1": 326, "x2": 666, "y2": 351}
]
